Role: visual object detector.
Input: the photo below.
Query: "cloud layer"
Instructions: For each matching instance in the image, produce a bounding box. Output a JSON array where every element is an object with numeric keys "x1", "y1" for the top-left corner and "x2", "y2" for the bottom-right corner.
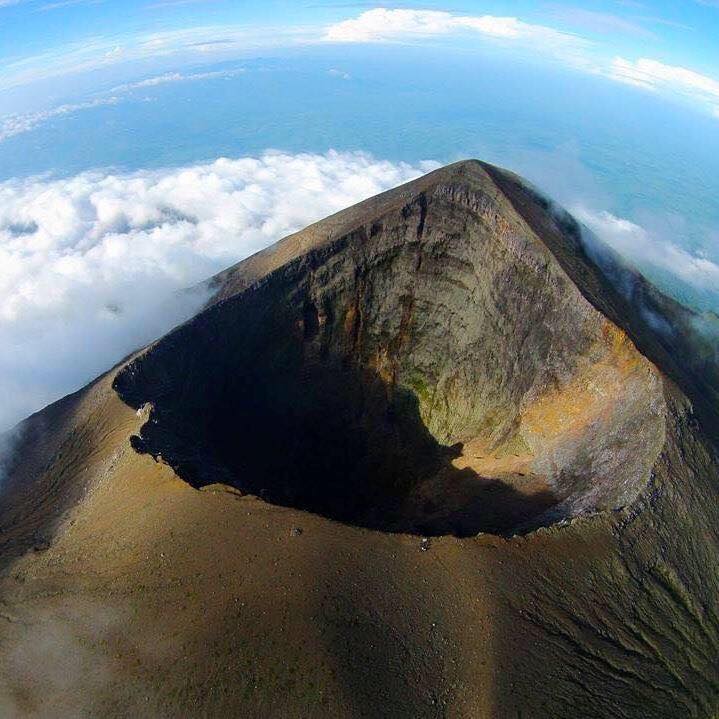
[{"x1": 0, "y1": 150, "x2": 434, "y2": 430}]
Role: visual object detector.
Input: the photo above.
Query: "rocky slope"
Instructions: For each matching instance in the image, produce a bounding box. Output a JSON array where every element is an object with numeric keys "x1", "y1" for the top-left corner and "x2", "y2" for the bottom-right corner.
[{"x1": 0, "y1": 160, "x2": 718, "y2": 718}]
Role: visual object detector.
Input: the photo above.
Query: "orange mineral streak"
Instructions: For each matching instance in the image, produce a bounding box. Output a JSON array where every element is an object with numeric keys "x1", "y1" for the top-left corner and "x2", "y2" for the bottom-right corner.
[{"x1": 520, "y1": 321, "x2": 648, "y2": 444}]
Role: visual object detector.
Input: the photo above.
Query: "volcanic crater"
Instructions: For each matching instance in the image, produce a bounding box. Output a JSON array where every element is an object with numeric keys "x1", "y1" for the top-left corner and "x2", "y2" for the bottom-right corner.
[{"x1": 114, "y1": 161, "x2": 665, "y2": 538}]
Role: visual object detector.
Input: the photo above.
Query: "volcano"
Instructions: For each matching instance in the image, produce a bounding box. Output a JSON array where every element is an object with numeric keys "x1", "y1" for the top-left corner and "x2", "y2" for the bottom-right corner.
[{"x1": 1, "y1": 160, "x2": 718, "y2": 718}]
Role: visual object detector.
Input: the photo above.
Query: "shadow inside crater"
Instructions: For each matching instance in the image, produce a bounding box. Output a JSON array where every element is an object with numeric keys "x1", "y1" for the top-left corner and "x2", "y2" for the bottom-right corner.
[{"x1": 120, "y1": 337, "x2": 558, "y2": 538}]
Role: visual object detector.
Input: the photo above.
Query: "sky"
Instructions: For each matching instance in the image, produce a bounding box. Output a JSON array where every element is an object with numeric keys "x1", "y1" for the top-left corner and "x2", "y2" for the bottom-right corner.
[
  {"x1": 0, "y1": 0, "x2": 718, "y2": 430},
  {"x1": 1, "y1": 1, "x2": 719, "y2": 117}
]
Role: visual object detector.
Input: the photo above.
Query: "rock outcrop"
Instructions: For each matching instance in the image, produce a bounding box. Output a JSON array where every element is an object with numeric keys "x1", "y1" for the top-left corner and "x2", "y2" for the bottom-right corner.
[{"x1": 0, "y1": 160, "x2": 718, "y2": 718}]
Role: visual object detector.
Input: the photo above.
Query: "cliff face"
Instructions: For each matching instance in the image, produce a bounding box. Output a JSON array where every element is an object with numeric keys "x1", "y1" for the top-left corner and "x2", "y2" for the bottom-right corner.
[{"x1": 1, "y1": 161, "x2": 718, "y2": 718}]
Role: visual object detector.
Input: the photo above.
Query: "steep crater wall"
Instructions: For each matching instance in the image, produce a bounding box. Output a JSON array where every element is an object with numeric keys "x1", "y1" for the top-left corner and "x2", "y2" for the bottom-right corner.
[{"x1": 114, "y1": 181, "x2": 666, "y2": 536}]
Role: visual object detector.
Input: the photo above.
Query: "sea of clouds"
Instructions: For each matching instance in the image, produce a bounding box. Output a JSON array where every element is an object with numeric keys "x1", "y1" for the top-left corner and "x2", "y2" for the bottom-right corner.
[
  {"x1": 0, "y1": 148, "x2": 717, "y2": 435},
  {"x1": 0, "y1": 150, "x2": 436, "y2": 432}
]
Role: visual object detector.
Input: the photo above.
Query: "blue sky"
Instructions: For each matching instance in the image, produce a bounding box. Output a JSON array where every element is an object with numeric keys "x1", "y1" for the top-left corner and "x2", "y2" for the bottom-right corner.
[
  {"x1": 1, "y1": 1, "x2": 718, "y2": 118},
  {"x1": 1, "y1": 0, "x2": 718, "y2": 71},
  {"x1": 0, "y1": 1, "x2": 718, "y2": 429}
]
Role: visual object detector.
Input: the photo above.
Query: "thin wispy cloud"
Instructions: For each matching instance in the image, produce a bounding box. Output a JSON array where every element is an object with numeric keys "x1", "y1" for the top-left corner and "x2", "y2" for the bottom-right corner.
[
  {"x1": 0, "y1": 0, "x2": 101, "y2": 7},
  {"x1": 636, "y1": 14, "x2": 691, "y2": 30},
  {"x1": 0, "y1": 4, "x2": 717, "y2": 124},
  {"x1": 328, "y1": 67, "x2": 351, "y2": 80},
  {"x1": 38, "y1": 0, "x2": 104, "y2": 11},
  {"x1": 110, "y1": 67, "x2": 244, "y2": 92},
  {"x1": 544, "y1": 5, "x2": 656, "y2": 38},
  {"x1": 610, "y1": 57, "x2": 719, "y2": 117},
  {"x1": 146, "y1": 0, "x2": 219, "y2": 9},
  {"x1": 0, "y1": 24, "x2": 307, "y2": 92},
  {"x1": 0, "y1": 96, "x2": 120, "y2": 142},
  {"x1": 0, "y1": 67, "x2": 245, "y2": 144}
]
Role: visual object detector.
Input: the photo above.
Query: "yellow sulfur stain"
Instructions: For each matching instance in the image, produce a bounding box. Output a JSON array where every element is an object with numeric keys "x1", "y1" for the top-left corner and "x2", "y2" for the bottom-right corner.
[{"x1": 520, "y1": 320, "x2": 649, "y2": 443}]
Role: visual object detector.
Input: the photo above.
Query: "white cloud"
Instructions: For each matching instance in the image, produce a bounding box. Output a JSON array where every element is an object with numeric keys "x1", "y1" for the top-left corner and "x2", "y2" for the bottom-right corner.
[
  {"x1": 545, "y1": 6, "x2": 655, "y2": 38},
  {"x1": 0, "y1": 150, "x2": 435, "y2": 430},
  {"x1": 573, "y1": 206, "x2": 719, "y2": 291},
  {"x1": 324, "y1": 8, "x2": 587, "y2": 53},
  {"x1": 0, "y1": 143, "x2": 714, "y2": 433},
  {"x1": 609, "y1": 56, "x2": 719, "y2": 117},
  {"x1": 328, "y1": 68, "x2": 351, "y2": 80},
  {"x1": 322, "y1": 8, "x2": 719, "y2": 120},
  {"x1": 0, "y1": 68, "x2": 244, "y2": 144},
  {"x1": 110, "y1": 67, "x2": 244, "y2": 92},
  {"x1": 322, "y1": 8, "x2": 594, "y2": 70},
  {"x1": 1, "y1": 8, "x2": 590, "y2": 95},
  {"x1": 39, "y1": 0, "x2": 104, "y2": 10},
  {"x1": 1, "y1": 6, "x2": 717, "y2": 124},
  {"x1": 0, "y1": 24, "x2": 307, "y2": 92},
  {"x1": 0, "y1": 96, "x2": 120, "y2": 143}
]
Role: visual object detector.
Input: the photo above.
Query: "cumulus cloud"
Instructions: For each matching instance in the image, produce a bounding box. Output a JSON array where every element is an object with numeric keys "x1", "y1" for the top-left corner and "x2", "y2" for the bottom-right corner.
[
  {"x1": 0, "y1": 144, "x2": 715, "y2": 435},
  {"x1": 0, "y1": 150, "x2": 434, "y2": 431},
  {"x1": 609, "y1": 56, "x2": 719, "y2": 117},
  {"x1": 323, "y1": 8, "x2": 589, "y2": 60}
]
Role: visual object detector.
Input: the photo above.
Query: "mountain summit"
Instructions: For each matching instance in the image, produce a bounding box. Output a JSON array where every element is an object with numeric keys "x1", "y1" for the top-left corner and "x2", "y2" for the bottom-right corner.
[{"x1": 1, "y1": 161, "x2": 718, "y2": 718}]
